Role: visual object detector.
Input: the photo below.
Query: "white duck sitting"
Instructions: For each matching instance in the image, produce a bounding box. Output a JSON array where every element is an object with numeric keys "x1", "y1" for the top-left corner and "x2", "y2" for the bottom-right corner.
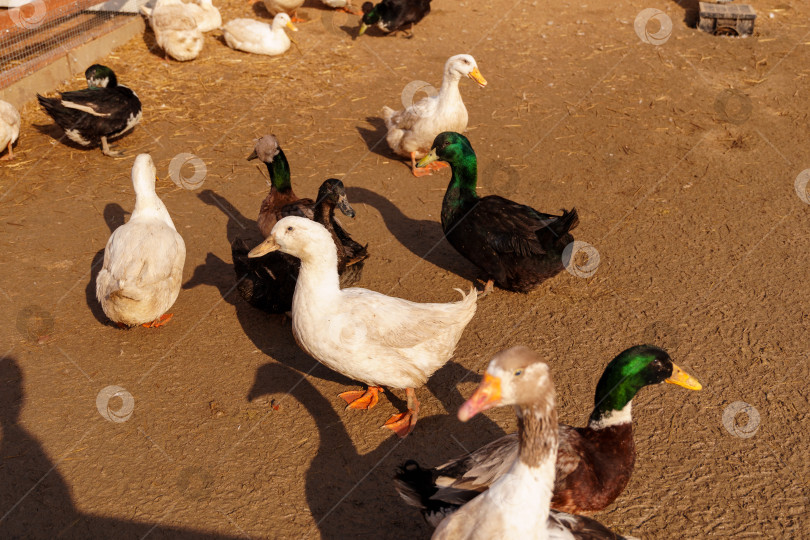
[
  {"x1": 142, "y1": 0, "x2": 204, "y2": 61},
  {"x1": 96, "y1": 154, "x2": 186, "y2": 328},
  {"x1": 406, "y1": 347, "x2": 634, "y2": 539},
  {"x1": 222, "y1": 13, "x2": 297, "y2": 56},
  {"x1": 382, "y1": 54, "x2": 486, "y2": 177},
  {"x1": 0, "y1": 100, "x2": 20, "y2": 161},
  {"x1": 248, "y1": 216, "x2": 477, "y2": 437},
  {"x1": 189, "y1": 0, "x2": 221, "y2": 32}
]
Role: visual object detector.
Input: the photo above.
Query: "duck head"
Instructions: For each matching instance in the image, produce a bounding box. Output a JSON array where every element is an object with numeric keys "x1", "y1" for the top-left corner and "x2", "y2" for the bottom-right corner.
[
  {"x1": 247, "y1": 134, "x2": 281, "y2": 163},
  {"x1": 316, "y1": 179, "x2": 355, "y2": 218},
  {"x1": 445, "y1": 54, "x2": 487, "y2": 88},
  {"x1": 85, "y1": 64, "x2": 117, "y2": 89},
  {"x1": 248, "y1": 216, "x2": 333, "y2": 259},
  {"x1": 272, "y1": 12, "x2": 298, "y2": 32},
  {"x1": 588, "y1": 345, "x2": 702, "y2": 428},
  {"x1": 417, "y1": 131, "x2": 475, "y2": 169},
  {"x1": 458, "y1": 346, "x2": 555, "y2": 422},
  {"x1": 359, "y1": 2, "x2": 379, "y2": 35},
  {"x1": 131, "y1": 154, "x2": 158, "y2": 194}
]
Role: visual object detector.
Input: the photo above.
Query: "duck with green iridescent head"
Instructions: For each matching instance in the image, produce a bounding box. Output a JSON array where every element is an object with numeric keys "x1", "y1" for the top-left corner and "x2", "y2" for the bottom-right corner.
[
  {"x1": 249, "y1": 134, "x2": 314, "y2": 238},
  {"x1": 418, "y1": 132, "x2": 579, "y2": 294},
  {"x1": 358, "y1": 0, "x2": 431, "y2": 36},
  {"x1": 395, "y1": 344, "x2": 703, "y2": 517}
]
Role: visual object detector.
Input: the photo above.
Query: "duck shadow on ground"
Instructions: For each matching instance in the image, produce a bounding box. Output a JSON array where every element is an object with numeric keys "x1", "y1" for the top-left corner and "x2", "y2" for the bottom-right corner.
[
  {"x1": 247, "y1": 359, "x2": 505, "y2": 539},
  {"x1": 183, "y1": 189, "x2": 356, "y2": 386},
  {"x1": 345, "y1": 186, "x2": 481, "y2": 284},
  {"x1": 0, "y1": 356, "x2": 243, "y2": 539},
  {"x1": 85, "y1": 203, "x2": 129, "y2": 327},
  {"x1": 356, "y1": 116, "x2": 402, "y2": 160}
]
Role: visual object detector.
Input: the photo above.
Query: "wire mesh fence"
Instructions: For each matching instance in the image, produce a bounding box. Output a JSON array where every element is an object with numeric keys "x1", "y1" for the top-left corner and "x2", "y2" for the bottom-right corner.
[{"x1": 0, "y1": 0, "x2": 138, "y2": 90}]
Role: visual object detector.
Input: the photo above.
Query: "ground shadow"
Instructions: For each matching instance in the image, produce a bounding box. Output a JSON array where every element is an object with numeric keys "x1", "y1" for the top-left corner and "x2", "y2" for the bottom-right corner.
[
  {"x1": 31, "y1": 124, "x2": 87, "y2": 152},
  {"x1": 670, "y1": 0, "x2": 700, "y2": 27},
  {"x1": 247, "y1": 360, "x2": 505, "y2": 539},
  {"x1": 183, "y1": 190, "x2": 356, "y2": 386},
  {"x1": 85, "y1": 203, "x2": 129, "y2": 326},
  {"x1": 346, "y1": 186, "x2": 480, "y2": 283},
  {"x1": 0, "y1": 356, "x2": 243, "y2": 539},
  {"x1": 356, "y1": 116, "x2": 402, "y2": 161}
]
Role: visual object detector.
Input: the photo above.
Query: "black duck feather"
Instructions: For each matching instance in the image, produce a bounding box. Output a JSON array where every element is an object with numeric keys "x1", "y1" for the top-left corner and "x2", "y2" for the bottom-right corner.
[{"x1": 360, "y1": 0, "x2": 431, "y2": 34}]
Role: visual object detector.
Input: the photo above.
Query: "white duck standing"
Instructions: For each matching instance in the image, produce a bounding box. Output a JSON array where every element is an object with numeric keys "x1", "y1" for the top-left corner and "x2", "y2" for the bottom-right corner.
[
  {"x1": 248, "y1": 216, "x2": 477, "y2": 437},
  {"x1": 222, "y1": 13, "x2": 297, "y2": 56},
  {"x1": 382, "y1": 54, "x2": 486, "y2": 177},
  {"x1": 96, "y1": 154, "x2": 186, "y2": 328},
  {"x1": 0, "y1": 100, "x2": 20, "y2": 161}
]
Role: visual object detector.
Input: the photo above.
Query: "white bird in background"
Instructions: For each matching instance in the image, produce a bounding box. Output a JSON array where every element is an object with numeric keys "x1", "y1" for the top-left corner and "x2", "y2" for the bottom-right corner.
[{"x1": 0, "y1": 100, "x2": 21, "y2": 161}]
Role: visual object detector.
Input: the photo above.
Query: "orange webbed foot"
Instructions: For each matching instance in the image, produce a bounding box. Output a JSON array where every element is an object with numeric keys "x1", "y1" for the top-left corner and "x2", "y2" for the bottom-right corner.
[
  {"x1": 142, "y1": 313, "x2": 173, "y2": 328},
  {"x1": 339, "y1": 386, "x2": 382, "y2": 410},
  {"x1": 383, "y1": 410, "x2": 417, "y2": 438},
  {"x1": 426, "y1": 160, "x2": 449, "y2": 171}
]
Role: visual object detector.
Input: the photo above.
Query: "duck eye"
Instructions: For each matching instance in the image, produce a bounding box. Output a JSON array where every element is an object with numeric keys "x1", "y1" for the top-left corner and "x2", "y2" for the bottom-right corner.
[
  {"x1": 287, "y1": 226, "x2": 293, "y2": 231},
  {"x1": 514, "y1": 369, "x2": 523, "y2": 376}
]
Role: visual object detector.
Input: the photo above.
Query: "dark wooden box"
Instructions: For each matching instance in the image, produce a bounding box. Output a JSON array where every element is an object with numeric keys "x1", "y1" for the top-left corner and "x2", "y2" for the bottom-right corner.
[{"x1": 698, "y1": 2, "x2": 757, "y2": 36}]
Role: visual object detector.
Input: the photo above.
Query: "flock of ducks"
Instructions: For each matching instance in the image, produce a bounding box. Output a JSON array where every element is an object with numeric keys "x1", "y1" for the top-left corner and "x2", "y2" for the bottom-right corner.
[{"x1": 0, "y1": 1, "x2": 708, "y2": 538}]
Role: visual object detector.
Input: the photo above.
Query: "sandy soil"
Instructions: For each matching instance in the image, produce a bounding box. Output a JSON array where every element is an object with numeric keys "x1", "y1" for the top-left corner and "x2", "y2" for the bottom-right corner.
[{"x1": 1, "y1": 0, "x2": 809, "y2": 538}]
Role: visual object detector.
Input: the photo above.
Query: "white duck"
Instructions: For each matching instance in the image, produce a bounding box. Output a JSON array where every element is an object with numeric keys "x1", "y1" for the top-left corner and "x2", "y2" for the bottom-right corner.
[
  {"x1": 189, "y1": 0, "x2": 221, "y2": 32},
  {"x1": 142, "y1": 0, "x2": 204, "y2": 61},
  {"x1": 96, "y1": 154, "x2": 186, "y2": 328},
  {"x1": 0, "y1": 100, "x2": 20, "y2": 161},
  {"x1": 248, "y1": 216, "x2": 477, "y2": 437},
  {"x1": 222, "y1": 13, "x2": 297, "y2": 56},
  {"x1": 383, "y1": 54, "x2": 486, "y2": 177},
  {"x1": 414, "y1": 347, "x2": 634, "y2": 540},
  {"x1": 262, "y1": 0, "x2": 305, "y2": 22},
  {"x1": 321, "y1": 0, "x2": 360, "y2": 14}
]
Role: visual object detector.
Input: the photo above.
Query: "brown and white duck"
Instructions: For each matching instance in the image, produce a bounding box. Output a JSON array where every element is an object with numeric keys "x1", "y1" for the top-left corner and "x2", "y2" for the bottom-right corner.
[
  {"x1": 397, "y1": 346, "x2": 634, "y2": 539},
  {"x1": 396, "y1": 345, "x2": 702, "y2": 516}
]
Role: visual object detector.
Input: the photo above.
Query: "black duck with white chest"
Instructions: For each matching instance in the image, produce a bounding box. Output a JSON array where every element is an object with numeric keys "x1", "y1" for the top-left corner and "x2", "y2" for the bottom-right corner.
[
  {"x1": 37, "y1": 65, "x2": 142, "y2": 157},
  {"x1": 359, "y1": 0, "x2": 432, "y2": 36},
  {"x1": 417, "y1": 132, "x2": 579, "y2": 294}
]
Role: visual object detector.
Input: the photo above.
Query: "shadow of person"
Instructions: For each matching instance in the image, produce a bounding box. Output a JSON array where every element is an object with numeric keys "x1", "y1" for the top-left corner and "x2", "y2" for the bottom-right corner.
[
  {"x1": 86, "y1": 203, "x2": 129, "y2": 326},
  {"x1": 197, "y1": 189, "x2": 261, "y2": 246},
  {"x1": 0, "y1": 356, "x2": 244, "y2": 539},
  {"x1": 346, "y1": 186, "x2": 480, "y2": 283},
  {"x1": 246, "y1": 360, "x2": 505, "y2": 539}
]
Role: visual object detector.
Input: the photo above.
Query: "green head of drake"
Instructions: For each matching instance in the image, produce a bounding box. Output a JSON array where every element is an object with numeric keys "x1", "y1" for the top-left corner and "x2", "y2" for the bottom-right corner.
[
  {"x1": 248, "y1": 134, "x2": 292, "y2": 193},
  {"x1": 418, "y1": 132, "x2": 479, "y2": 224},
  {"x1": 85, "y1": 64, "x2": 117, "y2": 89},
  {"x1": 359, "y1": 2, "x2": 380, "y2": 35},
  {"x1": 589, "y1": 345, "x2": 702, "y2": 428}
]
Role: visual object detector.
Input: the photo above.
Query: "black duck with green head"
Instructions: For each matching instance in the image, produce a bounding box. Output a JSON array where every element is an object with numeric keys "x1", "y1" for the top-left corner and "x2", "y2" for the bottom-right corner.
[{"x1": 418, "y1": 131, "x2": 579, "y2": 293}]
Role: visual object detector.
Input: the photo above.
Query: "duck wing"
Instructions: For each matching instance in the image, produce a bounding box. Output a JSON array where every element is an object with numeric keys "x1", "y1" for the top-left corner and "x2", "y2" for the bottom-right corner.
[
  {"x1": 548, "y1": 511, "x2": 633, "y2": 540},
  {"x1": 232, "y1": 237, "x2": 298, "y2": 313}
]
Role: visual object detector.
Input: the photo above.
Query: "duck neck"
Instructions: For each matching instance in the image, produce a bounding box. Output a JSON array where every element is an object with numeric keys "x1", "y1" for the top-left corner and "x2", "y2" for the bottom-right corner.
[
  {"x1": 437, "y1": 70, "x2": 463, "y2": 109},
  {"x1": 294, "y1": 245, "x2": 341, "y2": 301},
  {"x1": 441, "y1": 152, "x2": 479, "y2": 227},
  {"x1": 516, "y1": 402, "x2": 558, "y2": 468},
  {"x1": 268, "y1": 149, "x2": 293, "y2": 194},
  {"x1": 314, "y1": 199, "x2": 335, "y2": 231}
]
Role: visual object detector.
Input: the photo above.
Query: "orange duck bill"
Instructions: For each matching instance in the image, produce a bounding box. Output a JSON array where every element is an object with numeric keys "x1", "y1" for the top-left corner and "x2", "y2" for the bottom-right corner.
[{"x1": 458, "y1": 374, "x2": 502, "y2": 422}]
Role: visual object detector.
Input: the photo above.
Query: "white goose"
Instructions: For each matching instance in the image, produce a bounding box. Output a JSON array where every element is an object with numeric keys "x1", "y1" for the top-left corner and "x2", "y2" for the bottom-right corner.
[
  {"x1": 382, "y1": 54, "x2": 486, "y2": 176},
  {"x1": 399, "y1": 347, "x2": 636, "y2": 540},
  {"x1": 222, "y1": 13, "x2": 297, "y2": 56},
  {"x1": 0, "y1": 100, "x2": 20, "y2": 161},
  {"x1": 248, "y1": 216, "x2": 477, "y2": 437},
  {"x1": 96, "y1": 154, "x2": 186, "y2": 328}
]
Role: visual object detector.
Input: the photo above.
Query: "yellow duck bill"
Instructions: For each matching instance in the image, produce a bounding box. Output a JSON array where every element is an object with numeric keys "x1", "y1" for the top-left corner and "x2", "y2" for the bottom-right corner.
[
  {"x1": 358, "y1": 22, "x2": 369, "y2": 35},
  {"x1": 248, "y1": 237, "x2": 281, "y2": 258},
  {"x1": 416, "y1": 148, "x2": 440, "y2": 169},
  {"x1": 665, "y1": 363, "x2": 703, "y2": 391},
  {"x1": 467, "y1": 67, "x2": 487, "y2": 87}
]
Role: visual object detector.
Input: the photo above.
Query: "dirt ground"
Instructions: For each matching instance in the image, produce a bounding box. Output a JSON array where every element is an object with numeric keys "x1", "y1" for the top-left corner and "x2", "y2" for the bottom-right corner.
[{"x1": 1, "y1": 0, "x2": 809, "y2": 537}]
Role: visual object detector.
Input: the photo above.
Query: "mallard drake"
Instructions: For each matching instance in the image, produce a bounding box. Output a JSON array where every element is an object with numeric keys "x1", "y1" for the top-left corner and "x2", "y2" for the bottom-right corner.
[
  {"x1": 249, "y1": 134, "x2": 314, "y2": 238},
  {"x1": 222, "y1": 13, "x2": 297, "y2": 56},
  {"x1": 418, "y1": 132, "x2": 578, "y2": 294},
  {"x1": 96, "y1": 154, "x2": 186, "y2": 328},
  {"x1": 398, "y1": 346, "x2": 634, "y2": 539},
  {"x1": 232, "y1": 178, "x2": 369, "y2": 313},
  {"x1": 262, "y1": 0, "x2": 305, "y2": 22},
  {"x1": 359, "y1": 0, "x2": 431, "y2": 36},
  {"x1": 37, "y1": 65, "x2": 142, "y2": 157},
  {"x1": 0, "y1": 100, "x2": 20, "y2": 161},
  {"x1": 141, "y1": 0, "x2": 205, "y2": 61},
  {"x1": 382, "y1": 54, "x2": 486, "y2": 177},
  {"x1": 396, "y1": 345, "x2": 702, "y2": 517},
  {"x1": 247, "y1": 216, "x2": 477, "y2": 437}
]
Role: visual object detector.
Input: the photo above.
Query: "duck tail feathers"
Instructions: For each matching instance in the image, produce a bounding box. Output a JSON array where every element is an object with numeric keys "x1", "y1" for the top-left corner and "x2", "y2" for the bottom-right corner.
[{"x1": 395, "y1": 460, "x2": 460, "y2": 527}]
